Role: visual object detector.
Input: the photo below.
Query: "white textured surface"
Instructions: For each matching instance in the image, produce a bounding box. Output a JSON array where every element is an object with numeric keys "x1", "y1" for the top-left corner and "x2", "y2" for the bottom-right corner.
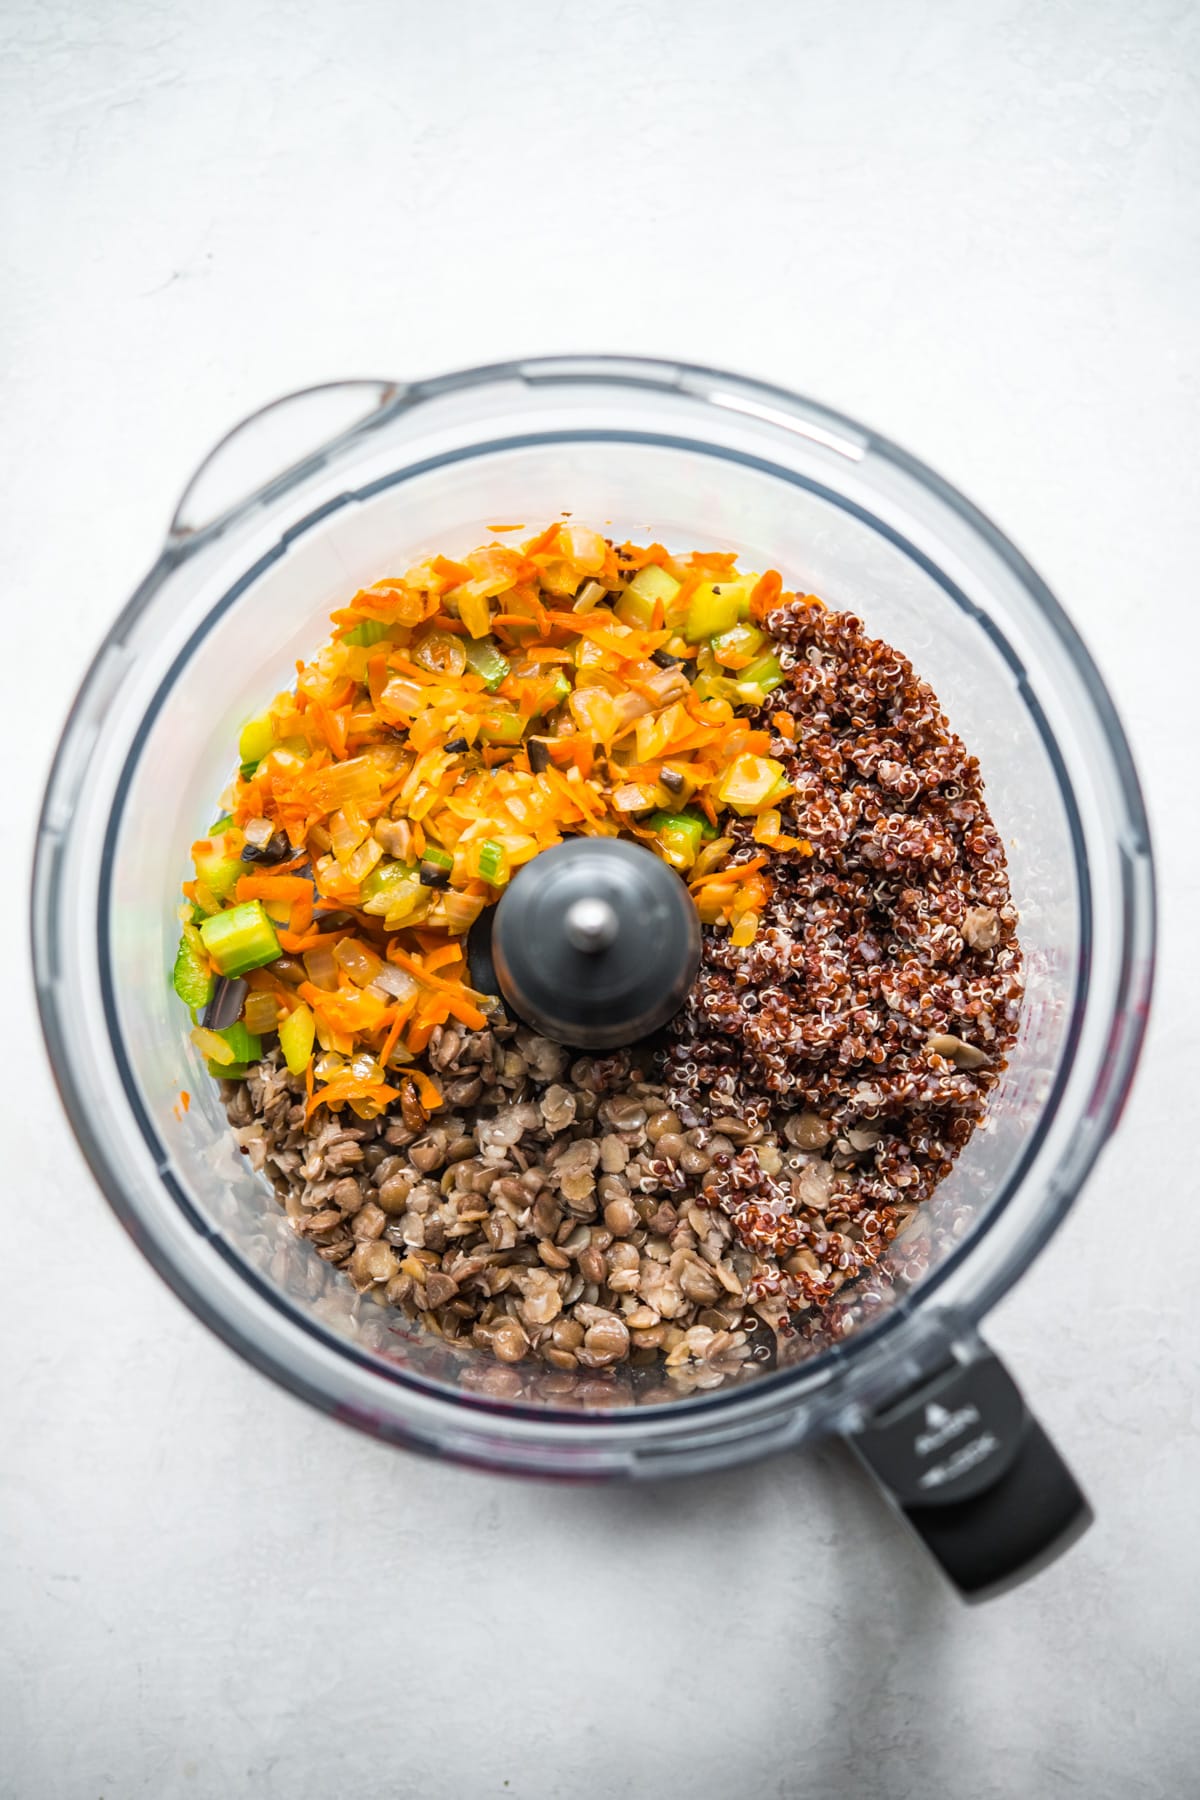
[{"x1": 3, "y1": 3, "x2": 1199, "y2": 1797}]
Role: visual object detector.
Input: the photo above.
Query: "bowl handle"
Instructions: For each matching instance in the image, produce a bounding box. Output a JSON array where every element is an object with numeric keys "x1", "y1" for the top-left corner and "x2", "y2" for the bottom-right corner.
[
  {"x1": 847, "y1": 1338, "x2": 1091, "y2": 1601},
  {"x1": 168, "y1": 379, "x2": 405, "y2": 547}
]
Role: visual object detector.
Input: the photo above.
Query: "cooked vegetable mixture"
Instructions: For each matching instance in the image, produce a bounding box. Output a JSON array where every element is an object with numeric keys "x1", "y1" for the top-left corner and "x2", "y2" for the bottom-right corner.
[{"x1": 176, "y1": 525, "x2": 1021, "y2": 1397}]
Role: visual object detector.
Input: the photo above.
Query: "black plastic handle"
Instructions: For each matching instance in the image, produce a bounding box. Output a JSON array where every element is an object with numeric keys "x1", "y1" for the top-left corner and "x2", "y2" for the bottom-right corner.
[{"x1": 848, "y1": 1343, "x2": 1091, "y2": 1601}]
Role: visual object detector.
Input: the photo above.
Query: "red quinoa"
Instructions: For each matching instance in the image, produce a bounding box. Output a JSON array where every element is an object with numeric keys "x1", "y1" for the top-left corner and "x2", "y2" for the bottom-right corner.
[{"x1": 662, "y1": 599, "x2": 1021, "y2": 1340}]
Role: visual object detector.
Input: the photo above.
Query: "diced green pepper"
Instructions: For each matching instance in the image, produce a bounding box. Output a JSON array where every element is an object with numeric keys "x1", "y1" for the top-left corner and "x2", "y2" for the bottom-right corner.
[
  {"x1": 619, "y1": 564, "x2": 681, "y2": 629},
  {"x1": 198, "y1": 901, "x2": 281, "y2": 977},
  {"x1": 684, "y1": 582, "x2": 741, "y2": 644},
  {"x1": 649, "y1": 809, "x2": 706, "y2": 869},
  {"x1": 476, "y1": 839, "x2": 509, "y2": 886},
  {"x1": 737, "y1": 651, "x2": 785, "y2": 698},
  {"x1": 478, "y1": 708, "x2": 525, "y2": 746},
  {"x1": 361, "y1": 860, "x2": 430, "y2": 925},
  {"x1": 214, "y1": 1021, "x2": 262, "y2": 1064},
  {"x1": 343, "y1": 619, "x2": 391, "y2": 648},
  {"x1": 278, "y1": 1002, "x2": 316, "y2": 1076},
  {"x1": 193, "y1": 843, "x2": 242, "y2": 903},
  {"x1": 238, "y1": 713, "x2": 276, "y2": 766},
  {"x1": 384, "y1": 883, "x2": 431, "y2": 928},
  {"x1": 207, "y1": 1058, "x2": 250, "y2": 1080},
  {"x1": 360, "y1": 860, "x2": 416, "y2": 913},
  {"x1": 172, "y1": 926, "x2": 215, "y2": 1011},
  {"x1": 711, "y1": 623, "x2": 767, "y2": 667},
  {"x1": 464, "y1": 637, "x2": 511, "y2": 691}
]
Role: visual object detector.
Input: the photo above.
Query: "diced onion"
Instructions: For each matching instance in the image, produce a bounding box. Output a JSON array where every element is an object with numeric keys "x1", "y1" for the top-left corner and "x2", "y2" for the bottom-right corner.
[
  {"x1": 334, "y1": 938, "x2": 385, "y2": 988},
  {"x1": 302, "y1": 943, "x2": 339, "y2": 991},
  {"x1": 243, "y1": 991, "x2": 280, "y2": 1034},
  {"x1": 370, "y1": 966, "x2": 421, "y2": 1002}
]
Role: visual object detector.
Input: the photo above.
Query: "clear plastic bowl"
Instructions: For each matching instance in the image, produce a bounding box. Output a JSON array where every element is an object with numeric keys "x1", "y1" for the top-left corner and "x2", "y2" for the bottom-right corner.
[{"x1": 33, "y1": 357, "x2": 1154, "y2": 1506}]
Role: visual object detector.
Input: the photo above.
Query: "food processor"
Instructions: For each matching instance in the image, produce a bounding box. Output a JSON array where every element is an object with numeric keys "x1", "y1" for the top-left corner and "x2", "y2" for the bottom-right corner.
[{"x1": 31, "y1": 356, "x2": 1155, "y2": 1600}]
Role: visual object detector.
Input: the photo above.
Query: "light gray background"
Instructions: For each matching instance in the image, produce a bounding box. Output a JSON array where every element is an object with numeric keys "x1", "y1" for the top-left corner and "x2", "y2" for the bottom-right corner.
[{"x1": 3, "y1": 3, "x2": 1198, "y2": 1797}]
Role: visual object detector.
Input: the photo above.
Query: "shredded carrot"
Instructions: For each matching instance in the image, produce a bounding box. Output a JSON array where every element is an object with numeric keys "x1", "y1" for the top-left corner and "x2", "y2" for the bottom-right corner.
[
  {"x1": 278, "y1": 927, "x2": 336, "y2": 954},
  {"x1": 180, "y1": 523, "x2": 806, "y2": 1090},
  {"x1": 750, "y1": 569, "x2": 783, "y2": 614},
  {"x1": 378, "y1": 1008, "x2": 406, "y2": 1069},
  {"x1": 235, "y1": 874, "x2": 314, "y2": 903},
  {"x1": 690, "y1": 855, "x2": 769, "y2": 889},
  {"x1": 384, "y1": 945, "x2": 489, "y2": 1029},
  {"x1": 408, "y1": 1069, "x2": 443, "y2": 1110},
  {"x1": 424, "y1": 943, "x2": 462, "y2": 974}
]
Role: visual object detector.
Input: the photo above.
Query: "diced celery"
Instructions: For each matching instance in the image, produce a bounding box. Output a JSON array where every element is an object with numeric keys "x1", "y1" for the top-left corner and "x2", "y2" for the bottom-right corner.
[
  {"x1": 343, "y1": 619, "x2": 391, "y2": 648},
  {"x1": 737, "y1": 651, "x2": 785, "y2": 698},
  {"x1": 193, "y1": 844, "x2": 243, "y2": 902},
  {"x1": 478, "y1": 709, "x2": 525, "y2": 746},
  {"x1": 615, "y1": 585, "x2": 656, "y2": 630},
  {"x1": 456, "y1": 591, "x2": 493, "y2": 640},
  {"x1": 476, "y1": 840, "x2": 509, "y2": 886},
  {"x1": 684, "y1": 583, "x2": 741, "y2": 643},
  {"x1": 464, "y1": 637, "x2": 511, "y2": 691},
  {"x1": 207, "y1": 814, "x2": 233, "y2": 835},
  {"x1": 238, "y1": 713, "x2": 276, "y2": 765},
  {"x1": 215, "y1": 1021, "x2": 262, "y2": 1064},
  {"x1": 279, "y1": 1002, "x2": 316, "y2": 1075},
  {"x1": 532, "y1": 671, "x2": 571, "y2": 713},
  {"x1": 419, "y1": 844, "x2": 454, "y2": 888},
  {"x1": 691, "y1": 673, "x2": 745, "y2": 705},
  {"x1": 620, "y1": 564, "x2": 680, "y2": 631},
  {"x1": 711, "y1": 623, "x2": 767, "y2": 668},
  {"x1": 199, "y1": 901, "x2": 281, "y2": 977},
  {"x1": 649, "y1": 810, "x2": 706, "y2": 869},
  {"x1": 715, "y1": 754, "x2": 788, "y2": 814},
  {"x1": 172, "y1": 927, "x2": 214, "y2": 1011},
  {"x1": 572, "y1": 580, "x2": 609, "y2": 613}
]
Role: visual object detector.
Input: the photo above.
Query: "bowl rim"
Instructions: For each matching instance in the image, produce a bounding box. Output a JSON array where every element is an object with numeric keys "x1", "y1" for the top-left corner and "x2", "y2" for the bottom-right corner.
[{"x1": 31, "y1": 354, "x2": 1157, "y2": 1465}]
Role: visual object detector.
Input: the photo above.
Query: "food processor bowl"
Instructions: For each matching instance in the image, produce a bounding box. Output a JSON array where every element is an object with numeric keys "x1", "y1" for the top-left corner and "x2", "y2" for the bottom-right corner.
[{"x1": 32, "y1": 358, "x2": 1154, "y2": 1598}]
